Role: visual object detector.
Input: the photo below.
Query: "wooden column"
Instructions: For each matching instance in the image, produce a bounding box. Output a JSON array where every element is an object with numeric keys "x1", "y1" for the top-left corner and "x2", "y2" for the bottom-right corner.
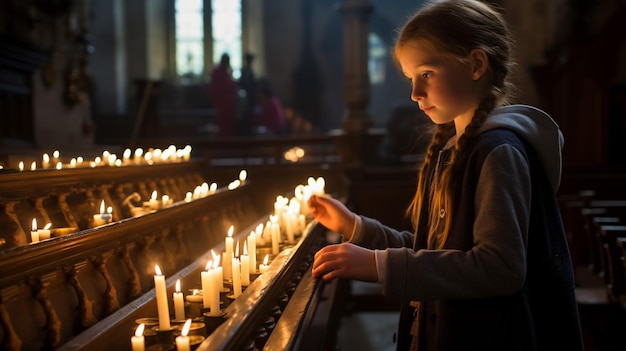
[{"x1": 334, "y1": 0, "x2": 384, "y2": 167}]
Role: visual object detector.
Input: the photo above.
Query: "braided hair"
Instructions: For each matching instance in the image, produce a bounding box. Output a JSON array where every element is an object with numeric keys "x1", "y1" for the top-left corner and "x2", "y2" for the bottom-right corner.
[{"x1": 398, "y1": 0, "x2": 516, "y2": 248}]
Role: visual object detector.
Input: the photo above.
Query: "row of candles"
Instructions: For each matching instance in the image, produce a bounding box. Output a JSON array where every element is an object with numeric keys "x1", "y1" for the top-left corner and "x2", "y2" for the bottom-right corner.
[
  {"x1": 27, "y1": 170, "x2": 247, "y2": 244},
  {"x1": 8, "y1": 145, "x2": 192, "y2": 172},
  {"x1": 132, "y1": 177, "x2": 326, "y2": 350}
]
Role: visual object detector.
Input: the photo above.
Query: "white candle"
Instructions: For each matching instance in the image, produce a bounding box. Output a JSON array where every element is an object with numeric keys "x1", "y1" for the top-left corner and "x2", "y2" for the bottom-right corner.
[
  {"x1": 247, "y1": 232, "x2": 256, "y2": 273},
  {"x1": 93, "y1": 200, "x2": 111, "y2": 226},
  {"x1": 241, "y1": 242, "x2": 250, "y2": 286},
  {"x1": 255, "y1": 223, "x2": 265, "y2": 246},
  {"x1": 201, "y1": 261, "x2": 212, "y2": 309},
  {"x1": 270, "y1": 215, "x2": 280, "y2": 255},
  {"x1": 146, "y1": 190, "x2": 160, "y2": 210},
  {"x1": 212, "y1": 250, "x2": 224, "y2": 291},
  {"x1": 131, "y1": 323, "x2": 145, "y2": 351},
  {"x1": 153, "y1": 265, "x2": 170, "y2": 330},
  {"x1": 259, "y1": 254, "x2": 270, "y2": 274},
  {"x1": 232, "y1": 257, "x2": 242, "y2": 298},
  {"x1": 209, "y1": 260, "x2": 221, "y2": 315},
  {"x1": 224, "y1": 225, "x2": 234, "y2": 280},
  {"x1": 38, "y1": 222, "x2": 52, "y2": 240},
  {"x1": 185, "y1": 289, "x2": 202, "y2": 318},
  {"x1": 30, "y1": 218, "x2": 39, "y2": 243},
  {"x1": 175, "y1": 319, "x2": 192, "y2": 351},
  {"x1": 173, "y1": 279, "x2": 185, "y2": 321}
]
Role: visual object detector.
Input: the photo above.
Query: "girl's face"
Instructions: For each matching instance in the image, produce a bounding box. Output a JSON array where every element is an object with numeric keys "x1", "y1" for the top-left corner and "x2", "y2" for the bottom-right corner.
[{"x1": 397, "y1": 39, "x2": 484, "y2": 135}]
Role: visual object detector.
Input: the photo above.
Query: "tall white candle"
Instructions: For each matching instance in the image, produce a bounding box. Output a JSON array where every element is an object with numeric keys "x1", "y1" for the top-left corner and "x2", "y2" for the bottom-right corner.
[
  {"x1": 30, "y1": 218, "x2": 40, "y2": 243},
  {"x1": 247, "y1": 232, "x2": 256, "y2": 273},
  {"x1": 173, "y1": 279, "x2": 185, "y2": 321},
  {"x1": 259, "y1": 254, "x2": 270, "y2": 274},
  {"x1": 201, "y1": 261, "x2": 212, "y2": 309},
  {"x1": 270, "y1": 215, "x2": 280, "y2": 255},
  {"x1": 175, "y1": 319, "x2": 192, "y2": 351},
  {"x1": 131, "y1": 323, "x2": 145, "y2": 351},
  {"x1": 232, "y1": 257, "x2": 242, "y2": 298},
  {"x1": 209, "y1": 260, "x2": 221, "y2": 315},
  {"x1": 212, "y1": 250, "x2": 224, "y2": 291},
  {"x1": 224, "y1": 226, "x2": 234, "y2": 280},
  {"x1": 241, "y1": 242, "x2": 250, "y2": 286},
  {"x1": 153, "y1": 265, "x2": 170, "y2": 330}
]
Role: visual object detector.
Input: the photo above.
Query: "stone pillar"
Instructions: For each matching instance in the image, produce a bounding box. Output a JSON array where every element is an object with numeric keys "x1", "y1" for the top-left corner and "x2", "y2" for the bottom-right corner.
[{"x1": 334, "y1": 0, "x2": 384, "y2": 167}]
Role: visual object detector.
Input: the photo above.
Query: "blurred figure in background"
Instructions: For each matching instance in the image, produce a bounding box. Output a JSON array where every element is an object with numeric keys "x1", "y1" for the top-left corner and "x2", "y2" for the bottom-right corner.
[
  {"x1": 208, "y1": 53, "x2": 238, "y2": 136},
  {"x1": 256, "y1": 79, "x2": 287, "y2": 135}
]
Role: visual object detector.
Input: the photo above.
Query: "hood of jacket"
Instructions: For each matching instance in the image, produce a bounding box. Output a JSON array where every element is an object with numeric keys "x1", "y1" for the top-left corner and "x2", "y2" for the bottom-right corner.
[{"x1": 477, "y1": 104, "x2": 564, "y2": 192}]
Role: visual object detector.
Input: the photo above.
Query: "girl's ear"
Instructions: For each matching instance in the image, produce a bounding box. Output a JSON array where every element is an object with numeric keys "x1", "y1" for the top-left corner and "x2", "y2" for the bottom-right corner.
[{"x1": 469, "y1": 49, "x2": 489, "y2": 80}]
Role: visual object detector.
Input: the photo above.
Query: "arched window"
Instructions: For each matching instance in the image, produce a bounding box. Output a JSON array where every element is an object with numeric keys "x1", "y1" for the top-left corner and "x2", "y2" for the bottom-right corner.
[
  {"x1": 368, "y1": 32, "x2": 387, "y2": 85},
  {"x1": 174, "y1": 0, "x2": 242, "y2": 84}
]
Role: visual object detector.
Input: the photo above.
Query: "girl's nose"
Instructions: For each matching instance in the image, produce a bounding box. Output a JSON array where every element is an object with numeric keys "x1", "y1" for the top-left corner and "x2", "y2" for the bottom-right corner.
[{"x1": 411, "y1": 82, "x2": 425, "y2": 102}]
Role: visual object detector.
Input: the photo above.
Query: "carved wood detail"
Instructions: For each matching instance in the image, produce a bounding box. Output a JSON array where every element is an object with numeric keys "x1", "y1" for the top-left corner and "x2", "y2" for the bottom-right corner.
[
  {"x1": 29, "y1": 278, "x2": 62, "y2": 349},
  {"x1": 0, "y1": 297, "x2": 22, "y2": 351},
  {"x1": 63, "y1": 264, "x2": 96, "y2": 331},
  {"x1": 90, "y1": 254, "x2": 120, "y2": 315},
  {"x1": 118, "y1": 245, "x2": 142, "y2": 300}
]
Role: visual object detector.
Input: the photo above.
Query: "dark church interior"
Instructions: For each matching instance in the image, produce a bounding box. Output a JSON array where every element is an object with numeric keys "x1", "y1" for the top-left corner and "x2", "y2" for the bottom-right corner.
[{"x1": 1, "y1": 0, "x2": 625, "y2": 350}]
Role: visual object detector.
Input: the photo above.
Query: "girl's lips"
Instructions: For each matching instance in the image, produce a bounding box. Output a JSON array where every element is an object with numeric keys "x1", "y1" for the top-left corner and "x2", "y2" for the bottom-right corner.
[{"x1": 421, "y1": 106, "x2": 433, "y2": 113}]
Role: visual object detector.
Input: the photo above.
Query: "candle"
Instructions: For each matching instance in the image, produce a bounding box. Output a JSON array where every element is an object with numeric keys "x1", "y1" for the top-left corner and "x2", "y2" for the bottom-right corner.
[
  {"x1": 270, "y1": 215, "x2": 280, "y2": 255},
  {"x1": 161, "y1": 194, "x2": 172, "y2": 207},
  {"x1": 241, "y1": 242, "x2": 250, "y2": 286},
  {"x1": 42, "y1": 153, "x2": 50, "y2": 169},
  {"x1": 224, "y1": 225, "x2": 234, "y2": 280},
  {"x1": 173, "y1": 279, "x2": 185, "y2": 321},
  {"x1": 39, "y1": 222, "x2": 52, "y2": 240},
  {"x1": 145, "y1": 190, "x2": 160, "y2": 210},
  {"x1": 209, "y1": 260, "x2": 221, "y2": 315},
  {"x1": 30, "y1": 218, "x2": 40, "y2": 243},
  {"x1": 201, "y1": 261, "x2": 212, "y2": 309},
  {"x1": 259, "y1": 254, "x2": 269, "y2": 274},
  {"x1": 255, "y1": 223, "x2": 265, "y2": 246},
  {"x1": 131, "y1": 323, "x2": 145, "y2": 351},
  {"x1": 239, "y1": 169, "x2": 247, "y2": 182},
  {"x1": 232, "y1": 257, "x2": 242, "y2": 298},
  {"x1": 30, "y1": 161, "x2": 36, "y2": 171},
  {"x1": 175, "y1": 319, "x2": 192, "y2": 351},
  {"x1": 153, "y1": 265, "x2": 170, "y2": 330},
  {"x1": 93, "y1": 200, "x2": 112, "y2": 226},
  {"x1": 212, "y1": 250, "x2": 224, "y2": 291},
  {"x1": 247, "y1": 231, "x2": 256, "y2": 273},
  {"x1": 185, "y1": 289, "x2": 202, "y2": 318}
]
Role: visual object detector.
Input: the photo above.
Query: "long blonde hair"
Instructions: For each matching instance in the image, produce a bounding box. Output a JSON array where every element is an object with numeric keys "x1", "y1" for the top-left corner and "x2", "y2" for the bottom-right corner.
[{"x1": 397, "y1": 0, "x2": 516, "y2": 248}]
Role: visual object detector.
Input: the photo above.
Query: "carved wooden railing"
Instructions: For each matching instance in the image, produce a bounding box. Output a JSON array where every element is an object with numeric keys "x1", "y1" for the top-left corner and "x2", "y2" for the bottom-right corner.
[{"x1": 0, "y1": 160, "x2": 348, "y2": 351}]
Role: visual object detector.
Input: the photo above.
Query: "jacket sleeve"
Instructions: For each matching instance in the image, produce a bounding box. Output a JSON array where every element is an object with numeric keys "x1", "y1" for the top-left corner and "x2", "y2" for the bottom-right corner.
[{"x1": 380, "y1": 144, "x2": 531, "y2": 301}]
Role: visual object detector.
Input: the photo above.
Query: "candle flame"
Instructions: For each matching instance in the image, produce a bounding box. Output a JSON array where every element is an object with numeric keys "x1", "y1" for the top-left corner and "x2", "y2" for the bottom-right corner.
[
  {"x1": 263, "y1": 254, "x2": 269, "y2": 265},
  {"x1": 56, "y1": 162, "x2": 62, "y2": 170},
  {"x1": 228, "y1": 225, "x2": 234, "y2": 238},
  {"x1": 155, "y1": 264, "x2": 162, "y2": 276},
  {"x1": 206, "y1": 260, "x2": 212, "y2": 271},
  {"x1": 239, "y1": 169, "x2": 247, "y2": 182},
  {"x1": 151, "y1": 190, "x2": 157, "y2": 201},
  {"x1": 107, "y1": 206, "x2": 113, "y2": 214},
  {"x1": 32, "y1": 218, "x2": 37, "y2": 231},
  {"x1": 30, "y1": 161, "x2": 36, "y2": 171},
  {"x1": 211, "y1": 249, "x2": 217, "y2": 260},
  {"x1": 181, "y1": 319, "x2": 192, "y2": 336},
  {"x1": 243, "y1": 241, "x2": 248, "y2": 256},
  {"x1": 192, "y1": 289, "x2": 199, "y2": 296},
  {"x1": 175, "y1": 279, "x2": 181, "y2": 293},
  {"x1": 135, "y1": 323, "x2": 145, "y2": 337},
  {"x1": 18, "y1": 161, "x2": 24, "y2": 171},
  {"x1": 235, "y1": 241, "x2": 239, "y2": 257},
  {"x1": 270, "y1": 214, "x2": 278, "y2": 223},
  {"x1": 43, "y1": 153, "x2": 50, "y2": 162},
  {"x1": 44, "y1": 223, "x2": 52, "y2": 230},
  {"x1": 53, "y1": 150, "x2": 59, "y2": 158},
  {"x1": 214, "y1": 254, "x2": 221, "y2": 267},
  {"x1": 99, "y1": 200, "x2": 105, "y2": 214},
  {"x1": 210, "y1": 182, "x2": 217, "y2": 192}
]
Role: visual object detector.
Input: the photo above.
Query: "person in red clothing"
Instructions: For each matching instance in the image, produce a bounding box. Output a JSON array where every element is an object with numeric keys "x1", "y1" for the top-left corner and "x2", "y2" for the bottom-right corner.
[
  {"x1": 256, "y1": 79, "x2": 287, "y2": 135},
  {"x1": 208, "y1": 53, "x2": 238, "y2": 136}
]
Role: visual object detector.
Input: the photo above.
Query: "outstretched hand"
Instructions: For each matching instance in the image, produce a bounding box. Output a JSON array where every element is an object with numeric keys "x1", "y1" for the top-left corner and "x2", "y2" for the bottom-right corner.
[
  {"x1": 312, "y1": 242, "x2": 378, "y2": 282},
  {"x1": 307, "y1": 195, "x2": 356, "y2": 240}
]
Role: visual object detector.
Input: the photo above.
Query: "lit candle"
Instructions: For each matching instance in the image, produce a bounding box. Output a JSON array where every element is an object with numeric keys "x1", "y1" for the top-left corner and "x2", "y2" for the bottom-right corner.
[
  {"x1": 241, "y1": 242, "x2": 250, "y2": 286},
  {"x1": 239, "y1": 169, "x2": 247, "y2": 182},
  {"x1": 201, "y1": 261, "x2": 212, "y2": 309},
  {"x1": 259, "y1": 254, "x2": 270, "y2": 274},
  {"x1": 162, "y1": 194, "x2": 171, "y2": 207},
  {"x1": 209, "y1": 259, "x2": 221, "y2": 315},
  {"x1": 212, "y1": 251, "x2": 224, "y2": 291},
  {"x1": 185, "y1": 289, "x2": 202, "y2": 318},
  {"x1": 175, "y1": 319, "x2": 192, "y2": 351},
  {"x1": 93, "y1": 200, "x2": 111, "y2": 226},
  {"x1": 224, "y1": 225, "x2": 234, "y2": 280},
  {"x1": 255, "y1": 223, "x2": 265, "y2": 246},
  {"x1": 247, "y1": 231, "x2": 256, "y2": 273},
  {"x1": 30, "y1": 161, "x2": 36, "y2": 171},
  {"x1": 185, "y1": 192, "x2": 192, "y2": 202},
  {"x1": 30, "y1": 218, "x2": 40, "y2": 243},
  {"x1": 18, "y1": 161, "x2": 24, "y2": 172},
  {"x1": 145, "y1": 190, "x2": 160, "y2": 211},
  {"x1": 131, "y1": 323, "x2": 145, "y2": 351},
  {"x1": 232, "y1": 257, "x2": 242, "y2": 298},
  {"x1": 173, "y1": 279, "x2": 185, "y2": 321},
  {"x1": 153, "y1": 265, "x2": 170, "y2": 330},
  {"x1": 42, "y1": 153, "x2": 50, "y2": 169},
  {"x1": 270, "y1": 214, "x2": 280, "y2": 255},
  {"x1": 38, "y1": 222, "x2": 52, "y2": 240}
]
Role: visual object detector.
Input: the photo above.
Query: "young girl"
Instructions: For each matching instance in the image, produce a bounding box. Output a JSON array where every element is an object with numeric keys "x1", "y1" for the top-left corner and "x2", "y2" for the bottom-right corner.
[{"x1": 308, "y1": 1, "x2": 584, "y2": 350}]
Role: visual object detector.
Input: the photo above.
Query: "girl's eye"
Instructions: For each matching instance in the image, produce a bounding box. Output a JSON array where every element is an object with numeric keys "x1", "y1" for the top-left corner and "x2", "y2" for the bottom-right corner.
[{"x1": 421, "y1": 72, "x2": 433, "y2": 79}]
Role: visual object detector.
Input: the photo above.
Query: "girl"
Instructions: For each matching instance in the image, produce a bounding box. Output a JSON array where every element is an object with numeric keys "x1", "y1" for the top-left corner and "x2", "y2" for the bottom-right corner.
[{"x1": 308, "y1": 0, "x2": 584, "y2": 350}]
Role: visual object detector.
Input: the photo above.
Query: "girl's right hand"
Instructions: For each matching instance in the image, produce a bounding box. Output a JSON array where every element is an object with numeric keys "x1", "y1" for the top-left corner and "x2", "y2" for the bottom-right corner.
[{"x1": 307, "y1": 195, "x2": 356, "y2": 240}]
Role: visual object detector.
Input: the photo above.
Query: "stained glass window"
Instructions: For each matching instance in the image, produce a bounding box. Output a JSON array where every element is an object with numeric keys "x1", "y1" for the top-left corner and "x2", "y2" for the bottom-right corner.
[
  {"x1": 211, "y1": 0, "x2": 242, "y2": 79},
  {"x1": 175, "y1": 0, "x2": 204, "y2": 82}
]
